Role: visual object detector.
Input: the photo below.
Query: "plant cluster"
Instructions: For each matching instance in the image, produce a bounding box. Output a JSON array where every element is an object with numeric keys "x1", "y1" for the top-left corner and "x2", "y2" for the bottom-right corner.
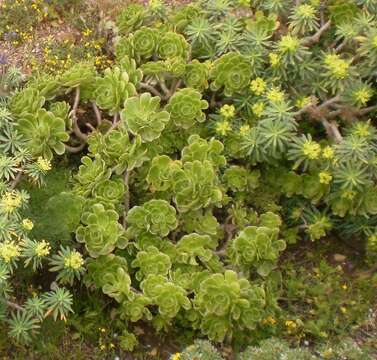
[{"x1": 1, "y1": 0, "x2": 377, "y2": 355}]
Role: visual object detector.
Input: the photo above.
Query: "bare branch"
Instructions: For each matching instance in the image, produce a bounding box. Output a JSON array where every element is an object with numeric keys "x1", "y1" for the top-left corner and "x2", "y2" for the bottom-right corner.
[
  {"x1": 65, "y1": 143, "x2": 86, "y2": 153},
  {"x1": 123, "y1": 170, "x2": 130, "y2": 228},
  {"x1": 302, "y1": 20, "x2": 331, "y2": 46},
  {"x1": 139, "y1": 82, "x2": 164, "y2": 98},
  {"x1": 70, "y1": 87, "x2": 87, "y2": 142},
  {"x1": 10, "y1": 171, "x2": 23, "y2": 190},
  {"x1": 91, "y1": 102, "x2": 102, "y2": 126}
]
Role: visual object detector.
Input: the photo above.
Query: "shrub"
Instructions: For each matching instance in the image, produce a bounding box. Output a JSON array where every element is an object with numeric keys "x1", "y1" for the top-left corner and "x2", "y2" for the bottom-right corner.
[{"x1": 1, "y1": 0, "x2": 377, "y2": 352}]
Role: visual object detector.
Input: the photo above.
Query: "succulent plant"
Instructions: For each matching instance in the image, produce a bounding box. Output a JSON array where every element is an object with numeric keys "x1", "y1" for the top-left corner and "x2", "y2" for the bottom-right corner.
[
  {"x1": 131, "y1": 27, "x2": 157, "y2": 59},
  {"x1": 183, "y1": 60, "x2": 210, "y2": 91},
  {"x1": 166, "y1": 88, "x2": 208, "y2": 129},
  {"x1": 17, "y1": 109, "x2": 68, "y2": 160},
  {"x1": 76, "y1": 204, "x2": 127, "y2": 258},
  {"x1": 210, "y1": 52, "x2": 252, "y2": 96},
  {"x1": 94, "y1": 67, "x2": 136, "y2": 114},
  {"x1": 156, "y1": 31, "x2": 190, "y2": 60},
  {"x1": 121, "y1": 92, "x2": 170, "y2": 142},
  {"x1": 173, "y1": 160, "x2": 222, "y2": 213},
  {"x1": 127, "y1": 199, "x2": 178, "y2": 237}
]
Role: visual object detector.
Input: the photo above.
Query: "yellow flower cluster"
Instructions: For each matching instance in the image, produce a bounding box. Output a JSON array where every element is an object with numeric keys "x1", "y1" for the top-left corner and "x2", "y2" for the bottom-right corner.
[
  {"x1": 296, "y1": 4, "x2": 316, "y2": 18},
  {"x1": 35, "y1": 240, "x2": 51, "y2": 257},
  {"x1": 0, "y1": 191, "x2": 22, "y2": 214},
  {"x1": 239, "y1": 124, "x2": 251, "y2": 136},
  {"x1": 322, "y1": 146, "x2": 334, "y2": 159},
  {"x1": 269, "y1": 53, "x2": 280, "y2": 67},
  {"x1": 319, "y1": 171, "x2": 332, "y2": 185},
  {"x1": 285, "y1": 319, "x2": 297, "y2": 333},
  {"x1": 353, "y1": 87, "x2": 373, "y2": 106},
  {"x1": 252, "y1": 102, "x2": 265, "y2": 117},
  {"x1": 250, "y1": 77, "x2": 267, "y2": 96},
  {"x1": 324, "y1": 54, "x2": 350, "y2": 80},
  {"x1": 302, "y1": 140, "x2": 321, "y2": 159},
  {"x1": 278, "y1": 35, "x2": 300, "y2": 53},
  {"x1": 216, "y1": 121, "x2": 232, "y2": 136},
  {"x1": 37, "y1": 157, "x2": 52, "y2": 172},
  {"x1": 220, "y1": 104, "x2": 236, "y2": 118},
  {"x1": 0, "y1": 241, "x2": 21, "y2": 263},
  {"x1": 172, "y1": 353, "x2": 181, "y2": 360},
  {"x1": 262, "y1": 315, "x2": 277, "y2": 325},
  {"x1": 266, "y1": 87, "x2": 285, "y2": 103},
  {"x1": 352, "y1": 122, "x2": 373, "y2": 137},
  {"x1": 64, "y1": 251, "x2": 84, "y2": 269},
  {"x1": 22, "y1": 218, "x2": 34, "y2": 231},
  {"x1": 296, "y1": 96, "x2": 311, "y2": 109}
]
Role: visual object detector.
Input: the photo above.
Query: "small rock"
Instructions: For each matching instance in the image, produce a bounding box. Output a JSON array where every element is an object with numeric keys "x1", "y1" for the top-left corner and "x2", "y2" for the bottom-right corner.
[{"x1": 333, "y1": 254, "x2": 346, "y2": 262}]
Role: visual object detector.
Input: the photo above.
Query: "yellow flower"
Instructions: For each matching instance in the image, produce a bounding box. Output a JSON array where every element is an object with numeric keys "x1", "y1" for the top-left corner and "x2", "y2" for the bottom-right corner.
[
  {"x1": 22, "y1": 218, "x2": 34, "y2": 231},
  {"x1": 353, "y1": 88, "x2": 373, "y2": 106},
  {"x1": 266, "y1": 87, "x2": 285, "y2": 103},
  {"x1": 322, "y1": 146, "x2": 334, "y2": 159},
  {"x1": 303, "y1": 141, "x2": 321, "y2": 159},
  {"x1": 352, "y1": 122, "x2": 373, "y2": 137},
  {"x1": 0, "y1": 241, "x2": 21, "y2": 263},
  {"x1": 296, "y1": 4, "x2": 316, "y2": 18},
  {"x1": 82, "y1": 28, "x2": 92, "y2": 37},
  {"x1": 285, "y1": 320, "x2": 297, "y2": 333},
  {"x1": 250, "y1": 77, "x2": 267, "y2": 96},
  {"x1": 252, "y1": 102, "x2": 265, "y2": 117},
  {"x1": 278, "y1": 35, "x2": 300, "y2": 53},
  {"x1": 220, "y1": 104, "x2": 236, "y2": 118},
  {"x1": 239, "y1": 124, "x2": 251, "y2": 136},
  {"x1": 341, "y1": 284, "x2": 348, "y2": 290},
  {"x1": 172, "y1": 353, "x2": 181, "y2": 360},
  {"x1": 296, "y1": 96, "x2": 311, "y2": 109},
  {"x1": 263, "y1": 315, "x2": 277, "y2": 325},
  {"x1": 341, "y1": 190, "x2": 356, "y2": 200},
  {"x1": 0, "y1": 191, "x2": 22, "y2": 214},
  {"x1": 37, "y1": 157, "x2": 51, "y2": 171},
  {"x1": 35, "y1": 240, "x2": 51, "y2": 257},
  {"x1": 319, "y1": 171, "x2": 332, "y2": 185},
  {"x1": 215, "y1": 121, "x2": 232, "y2": 136},
  {"x1": 340, "y1": 306, "x2": 347, "y2": 314},
  {"x1": 64, "y1": 251, "x2": 84, "y2": 269},
  {"x1": 269, "y1": 53, "x2": 280, "y2": 67},
  {"x1": 99, "y1": 344, "x2": 106, "y2": 351},
  {"x1": 324, "y1": 54, "x2": 350, "y2": 79}
]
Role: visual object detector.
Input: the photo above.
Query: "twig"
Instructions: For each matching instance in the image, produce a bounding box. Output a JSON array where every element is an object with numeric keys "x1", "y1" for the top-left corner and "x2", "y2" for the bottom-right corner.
[
  {"x1": 359, "y1": 104, "x2": 377, "y2": 116},
  {"x1": 70, "y1": 87, "x2": 87, "y2": 142},
  {"x1": 302, "y1": 20, "x2": 331, "y2": 46},
  {"x1": 139, "y1": 82, "x2": 164, "y2": 98},
  {"x1": 170, "y1": 79, "x2": 182, "y2": 94},
  {"x1": 91, "y1": 102, "x2": 102, "y2": 126},
  {"x1": 65, "y1": 143, "x2": 86, "y2": 153},
  {"x1": 321, "y1": 118, "x2": 343, "y2": 143},
  {"x1": 10, "y1": 171, "x2": 23, "y2": 190},
  {"x1": 159, "y1": 78, "x2": 171, "y2": 97},
  {"x1": 6, "y1": 300, "x2": 23, "y2": 311},
  {"x1": 318, "y1": 95, "x2": 341, "y2": 110}
]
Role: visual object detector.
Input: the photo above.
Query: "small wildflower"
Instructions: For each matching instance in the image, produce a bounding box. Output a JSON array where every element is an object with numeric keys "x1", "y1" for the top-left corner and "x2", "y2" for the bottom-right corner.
[
  {"x1": 296, "y1": 4, "x2": 316, "y2": 18},
  {"x1": 324, "y1": 54, "x2": 350, "y2": 79},
  {"x1": 353, "y1": 87, "x2": 373, "y2": 106},
  {"x1": 99, "y1": 344, "x2": 106, "y2": 351},
  {"x1": 252, "y1": 102, "x2": 265, "y2": 117},
  {"x1": 319, "y1": 171, "x2": 332, "y2": 185},
  {"x1": 296, "y1": 96, "x2": 311, "y2": 109},
  {"x1": 220, "y1": 104, "x2": 236, "y2": 118},
  {"x1": 0, "y1": 241, "x2": 21, "y2": 263},
  {"x1": 0, "y1": 191, "x2": 22, "y2": 214},
  {"x1": 239, "y1": 124, "x2": 251, "y2": 136},
  {"x1": 250, "y1": 77, "x2": 267, "y2": 96},
  {"x1": 37, "y1": 157, "x2": 51, "y2": 172},
  {"x1": 322, "y1": 146, "x2": 334, "y2": 159},
  {"x1": 64, "y1": 251, "x2": 84, "y2": 269},
  {"x1": 35, "y1": 240, "x2": 51, "y2": 257},
  {"x1": 341, "y1": 190, "x2": 356, "y2": 200},
  {"x1": 269, "y1": 53, "x2": 280, "y2": 67},
  {"x1": 303, "y1": 140, "x2": 321, "y2": 159},
  {"x1": 215, "y1": 121, "x2": 232, "y2": 136},
  {"x1": 22, "y1": 218, "x2": 34, "y2": 231},
  {"x1": 172, "y1": 353, "x2": 181, "y2": 360},
  {"x1": 278, "y1": 35, "x2": 300, "y2": 53},
  {"x1": 266, "y1": 87, "x2": 285, "y2": 103},
  {"x1": 263, "y1": 315, "x2": 277, "y2": 325},
  {"x1": 340, "y1": 306, "x2": 347, "y2": 314},
  {"x1": 341, "y1": 284, "x2": 348, "y2": 290}
]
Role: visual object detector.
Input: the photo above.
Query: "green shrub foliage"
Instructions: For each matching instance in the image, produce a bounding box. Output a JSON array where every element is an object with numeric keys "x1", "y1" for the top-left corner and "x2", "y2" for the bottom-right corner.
[{"x1": 2, "y1": 0, "x2": 377, "y2": 350}]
